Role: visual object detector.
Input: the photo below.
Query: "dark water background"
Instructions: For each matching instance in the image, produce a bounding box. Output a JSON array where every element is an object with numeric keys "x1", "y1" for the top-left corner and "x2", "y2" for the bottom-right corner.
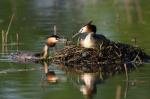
[{"x1": 0, "y1": 0, "x2": 150, "y2": 99}]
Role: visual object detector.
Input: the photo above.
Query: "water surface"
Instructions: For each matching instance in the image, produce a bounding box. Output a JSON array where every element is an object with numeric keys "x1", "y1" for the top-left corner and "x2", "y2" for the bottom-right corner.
[{"x1": 0, "y1": 0, "x2": 150, "y2": 99}]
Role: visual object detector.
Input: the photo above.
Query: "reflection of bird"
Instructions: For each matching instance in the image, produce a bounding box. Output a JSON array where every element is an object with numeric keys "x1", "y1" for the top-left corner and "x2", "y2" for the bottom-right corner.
[
  {"x1": 46, "y1": 71, "x2": 58, "y2": 83},
  {"x1": 73, "y1": 21, "x2": 110, "y2": 48},
  {"x1": 41, "y1": 61, "x2": 59, "y2": 83},
  {"x1": 10, "y1": 35, "x2": 61, "y2": 63},
  {"x1": 80, "y1": 73, "x2": 97, "y2": 98}
]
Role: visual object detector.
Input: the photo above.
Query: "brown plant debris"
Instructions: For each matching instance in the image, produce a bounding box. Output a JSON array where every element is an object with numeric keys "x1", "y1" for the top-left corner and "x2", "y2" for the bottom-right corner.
[{"x1": 51, "y1": 42, "x2": 149, "y2": 73}]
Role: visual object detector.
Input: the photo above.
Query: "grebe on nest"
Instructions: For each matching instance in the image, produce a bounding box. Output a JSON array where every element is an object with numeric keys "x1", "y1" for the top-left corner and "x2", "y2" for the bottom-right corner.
[{"x1": 73, "y1": 21, "x2": 110, "y2": 48}]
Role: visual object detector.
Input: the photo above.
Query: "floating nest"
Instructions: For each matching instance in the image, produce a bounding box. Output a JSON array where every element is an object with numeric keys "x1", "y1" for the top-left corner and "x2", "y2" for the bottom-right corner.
[{"x1": 51, "y1": 42, "x2": 149, "y2": 73}]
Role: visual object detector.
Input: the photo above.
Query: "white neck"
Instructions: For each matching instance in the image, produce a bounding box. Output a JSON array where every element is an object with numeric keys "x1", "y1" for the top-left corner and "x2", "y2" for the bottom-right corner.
[
  {"x1": 83, "y1": 33, "x2": 95, "y2": 48},
  {"x1": 42, "y1": 45, "x2": 49, "y2": 59}
]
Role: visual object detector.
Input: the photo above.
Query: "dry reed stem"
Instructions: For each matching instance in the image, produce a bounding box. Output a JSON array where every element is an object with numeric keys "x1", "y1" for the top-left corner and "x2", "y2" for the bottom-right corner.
[
  {"x1": 124, "y1": 63, "x2": 128, "y2": 81},
  {"x1": 5, "y1": 14, "x2": 15, "y2": 44},
  {"x1": 16, "y1": 33, "x2": 19, "y2": 51},
  {"x1": 134, "y1": 0, "x2": 144, "y2": 23},
  {"x1": 116, "y1": 85, "x2": 121, "y2": 99},
  {"x1": 124, "y1": 0, "x2": 132, "y2": 24},
  {"x1": 2, "y1": 30, "x2": 5, "y2": 55},
  {"x1": 53, "y1": 25, "x2": 57, "y2": 35},
  {"x1": 124, "y1": 63, "x2": 129, "y2": 99},
  {"x1": 114, "y1": 0, "x2": 120, "y2": 32}
]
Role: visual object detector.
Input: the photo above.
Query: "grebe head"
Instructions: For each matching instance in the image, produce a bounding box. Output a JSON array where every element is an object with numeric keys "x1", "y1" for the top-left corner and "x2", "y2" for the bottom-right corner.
[
  {"x1": 42, "y1": 35, "x2": 61, "y2": 59},
  {"x1": 73, "y1": 21, "x2": 97, "y2": 38},
  {"x1": 46, "y1": 35, "x2": 60, "y2": 47}
]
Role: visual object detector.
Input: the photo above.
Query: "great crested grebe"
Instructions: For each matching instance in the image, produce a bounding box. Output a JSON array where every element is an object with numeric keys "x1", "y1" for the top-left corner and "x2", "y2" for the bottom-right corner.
[
  {"x1": 73, "y1": 21, "x2": 110, "y2": 49},
  {"x1": 10, "y1": 35, "x2": 62, "y2": 63},
  {"x1": 41, "y1": 35, "x2": 60, "y2": 59}
]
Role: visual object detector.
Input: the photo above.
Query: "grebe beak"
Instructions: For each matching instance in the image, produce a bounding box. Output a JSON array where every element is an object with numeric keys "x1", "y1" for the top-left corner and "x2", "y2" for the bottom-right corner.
[
  {"x1": 57, "y1": 38, "x2": 67, "y2": 43},
  {"x1": 72, "y1": 32, "x2": 81, "y2": 38},
  {"x1": 72, "y1": 26, "x2": 87, "y2": 38}
]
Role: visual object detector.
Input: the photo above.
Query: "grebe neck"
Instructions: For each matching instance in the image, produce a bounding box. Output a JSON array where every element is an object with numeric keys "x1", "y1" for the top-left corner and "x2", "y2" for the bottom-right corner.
[
  {"x1": 83, "y1": 33, "x2": 95, "y2": 48},
  {"x1": 42, "y1": 44, "x2": 49, "y2": 59}
]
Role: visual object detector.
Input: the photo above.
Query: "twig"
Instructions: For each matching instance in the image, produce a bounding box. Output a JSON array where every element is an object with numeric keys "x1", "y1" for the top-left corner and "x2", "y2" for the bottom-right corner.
[{"x1": 133, "y1": 53, "x2": 142, "y2": 63}]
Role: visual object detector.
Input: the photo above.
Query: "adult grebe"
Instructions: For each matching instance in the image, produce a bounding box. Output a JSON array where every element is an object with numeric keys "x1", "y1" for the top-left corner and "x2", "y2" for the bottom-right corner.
[
  {"x1": 41, "y1": 35, "x2": 60, "y2": 59},
  {"x1": 73, "y1": 21, "x2": 110, "y2": 49},
  {"x1": 10, "y1": 35, "x2": 62, "y2": 63}
]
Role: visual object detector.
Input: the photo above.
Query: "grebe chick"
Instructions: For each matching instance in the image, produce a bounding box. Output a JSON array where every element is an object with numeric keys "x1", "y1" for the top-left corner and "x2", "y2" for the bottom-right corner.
[{"x1": 73, "y1": 21, "x2": 110, "y2": 48}]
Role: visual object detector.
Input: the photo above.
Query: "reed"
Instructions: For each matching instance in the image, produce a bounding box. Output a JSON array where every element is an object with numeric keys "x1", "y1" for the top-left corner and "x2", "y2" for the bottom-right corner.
[
  {"x1": 116, "y1": 85, "x2": 121, "y2": 99},
  {"x1": 124, "y1": 64, "x2": 128, "y2": 81},
  {"x1": 134, "y1": 0, "x2": 144, "y2": 24},
  {"x1": 53, "y1": 25, "x2": 57, "y2": 35},
  {"x1": 5, "y1": 14, "x2": 15, "y2": 44},
  {"x1": 124, "y1": 63, "x2": 129, "y2": 99},
  {"x1": 124, "y1": 0, "x2": 132, "y2": 24},
  {"x1": 1, "y1": 14, "x2": 20, "y2": 54},
  {"x1": 114, "y1": 0, "x2": 120, "y2": 32},
  {"x1": 1, "y1": 30, "x2": 5, "y2": 55},
  {"x1": 16, "y1": 33, "x2": 19, "y2": 51}
]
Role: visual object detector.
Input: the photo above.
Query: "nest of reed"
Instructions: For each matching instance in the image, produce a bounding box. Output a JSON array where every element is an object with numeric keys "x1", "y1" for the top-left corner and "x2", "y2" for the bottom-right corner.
[{"x1": 51, "y1": 42, "x2": 149, "y2": 73}]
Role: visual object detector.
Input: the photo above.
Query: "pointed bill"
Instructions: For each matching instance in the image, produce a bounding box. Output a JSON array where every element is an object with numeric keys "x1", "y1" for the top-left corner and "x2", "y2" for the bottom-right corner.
[
  {"x1": 58, "y1": 38, "x2": 67, "y2": 43},
  {"x1": 72, "y1": 32, "x2": 80, "y2": 38}
]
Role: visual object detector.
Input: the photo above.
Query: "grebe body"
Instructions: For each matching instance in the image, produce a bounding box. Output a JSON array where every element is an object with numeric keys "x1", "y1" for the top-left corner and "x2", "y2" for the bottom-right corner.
[
  {"x1": 73, "y1": 21, "x2": 110, "y2": 48},
  {"x1": 10, "y1": 35, "x2": 61, "y2": 63}
]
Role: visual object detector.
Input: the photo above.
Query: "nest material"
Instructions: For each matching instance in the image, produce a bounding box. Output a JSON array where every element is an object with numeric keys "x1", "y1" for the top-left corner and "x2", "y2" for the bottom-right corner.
[{"x1": 51, "y1": 42, "x2": 149, "y2": 73}]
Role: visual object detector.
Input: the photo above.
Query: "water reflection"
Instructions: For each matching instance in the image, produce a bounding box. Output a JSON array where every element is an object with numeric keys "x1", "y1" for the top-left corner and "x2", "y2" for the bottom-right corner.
[
  {"x1": 39, "y1": 60, "x2": 142, "y2": 99},
  {"x1": 79, "y1": 73, "x2": 100, "y2": 99},
  {"x1": 42, "y1": 61, "x2": 59, "y2": 83},
  {"x1": 41, "y1": 61, "x2": 100, "y2": 99},
  {"x1": 0, "y1": 0, "x2": 150, "y2": 99},
  {"x1": 0, "y1": 49, "x2": 149, "y2": 99}
]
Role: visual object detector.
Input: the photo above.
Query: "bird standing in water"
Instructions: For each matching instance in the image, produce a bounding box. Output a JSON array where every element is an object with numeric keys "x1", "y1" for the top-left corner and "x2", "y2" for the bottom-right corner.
[{"x1": 73, "y1": 21, "x2": 110, "y2": 49}]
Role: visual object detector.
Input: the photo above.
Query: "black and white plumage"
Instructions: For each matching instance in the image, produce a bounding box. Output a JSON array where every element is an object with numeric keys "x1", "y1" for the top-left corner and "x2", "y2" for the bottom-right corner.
[
  {"x1": 9, "y1": 35, "x2": 61, "y2": 63},
  {"x1": 73, "y1": 21, "x2": 110, "y2": 48}
]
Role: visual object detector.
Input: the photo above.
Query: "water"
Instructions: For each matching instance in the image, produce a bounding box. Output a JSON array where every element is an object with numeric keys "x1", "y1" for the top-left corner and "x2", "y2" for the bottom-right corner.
[{"x1": 0, "y1": 0, "x2": 150, "y2": 99}]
